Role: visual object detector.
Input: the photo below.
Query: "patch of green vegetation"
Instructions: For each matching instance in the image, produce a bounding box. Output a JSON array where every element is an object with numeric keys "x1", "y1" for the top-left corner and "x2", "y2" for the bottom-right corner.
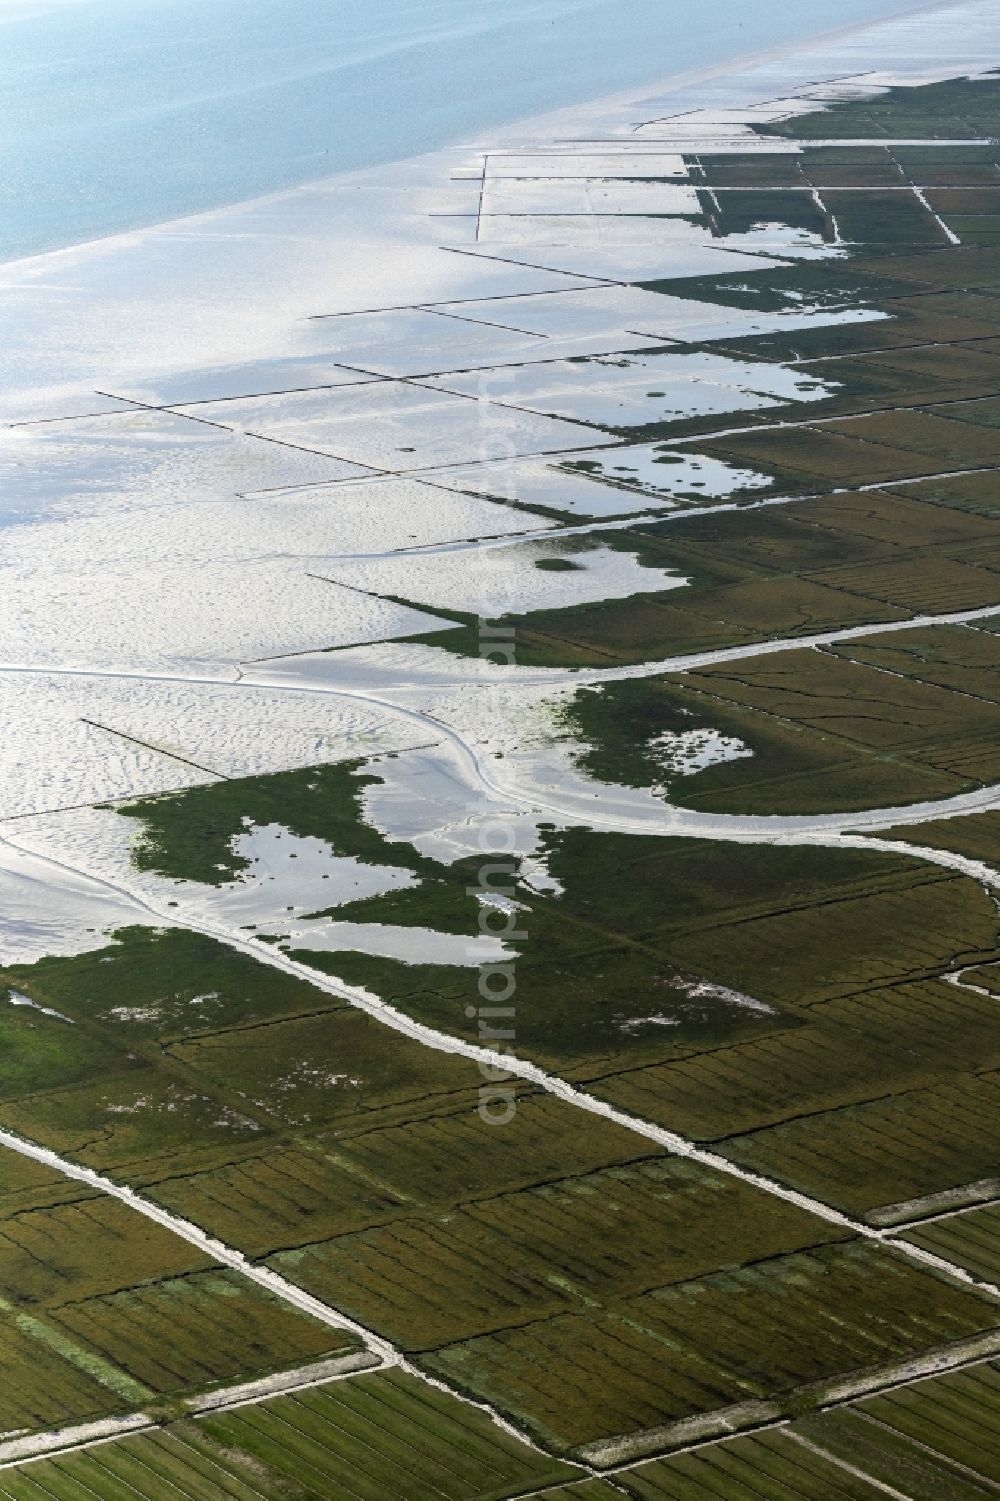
[
  {"x1": 117, "y1": 761, "x2": 429, "y2": 887},
  {"x1": 294, "y1": 939, "x2": 787, "y2": 1072},
  {"x1": 900, "y1": 1200, "x2": 1000, "y2": 1284},
  {"x1": 637, "y1": 259, "x2": 900, "y2": 311},
  {"x1": 426, "y1": 1241, "x2": 999, "y2": 1453},
  {"x1": 720, "y1": 1070, "x2": 1000, "y2": 1216},
  {"x1": 761, "y1": 76, "x2": 1000, "y2": 141},
  {"x1": 269, "y1": 1155, "x2": 840, "y2": 1355},
  {"x1": 611, "y1": 1368, "x2": 1000, "y2": 1495},
  {"x1": 0, "y1": 1369, "x2": 580, "y2": 1500},
  {"x1": 2, "y1": 926, "x2": 344, "y2": 1042},
  {"x1": 53, "y1": 1269, "x2": 357, "y2": 1399},
  {"x1": 590, "y1": 974, "x2": 1000, "y2": 1141},
  {"x1": 292, "y1": 822, "x2": 994, "y2": 1085},
  {"x1": 323, "y1": 864, "x2": 484, "y2": 934},
  {"x1": 167, "y1": 1004, "x2": 479, "y2": 1129},
  {"x1": 680, "y1": 644, "x2": 1000, "y2": 787},
  {"x1": 0, "y1": 996, "x2": 143, "y2": 1102},
  {"x1": 704, "y1": 187, "x2": 831, "y2": 240},
  {"x1": 881, "y1": 807, "x2": 1000, "y2": 865},
  {"x1": 825, "y1": 189, "x2": 951, "y2": 246},
  {"x1": 556, "y1": 674, "x2": 966, "y2": 816},
  {"x1": 0, "y1": 1141, "x2": 356, "y2": 1437}
]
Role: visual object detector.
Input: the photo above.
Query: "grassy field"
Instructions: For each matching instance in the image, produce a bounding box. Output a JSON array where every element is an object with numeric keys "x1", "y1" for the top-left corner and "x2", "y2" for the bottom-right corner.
[
  {"x1": 0, "y1": 1369, "x2": 579, "y2": 1500},
  {"x1": 901, "y1": 1201, "x2": 1000, "y2": 1282},
  {"x1": 426, "y1": 1242, "x2": 999, "y2": 1452},
  {"x1": 0, "y1": 1136, "x2": 360, "y2": 1435},
  {"x1": 587, "y1": 1359, "x2": 1000, "y2": 1494}
]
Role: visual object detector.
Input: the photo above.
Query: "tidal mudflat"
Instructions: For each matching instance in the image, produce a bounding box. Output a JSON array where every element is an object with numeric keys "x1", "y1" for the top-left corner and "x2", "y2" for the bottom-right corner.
[{"x1": 3, "y1": 2, "x2": 1000, "y2": 1493}]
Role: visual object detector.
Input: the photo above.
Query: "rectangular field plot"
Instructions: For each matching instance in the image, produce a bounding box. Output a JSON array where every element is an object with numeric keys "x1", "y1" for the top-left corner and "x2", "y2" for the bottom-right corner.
[
  {"x1": 901, "y1": 1201, "x2": 1000, "y2": 1282},
  {"x1": 248, "y1": 306, "x2": 545, "y2": 379},
  {"x1": 788, "y1": 1377, "x2": 1000, "y2": 1497},
  {"x1": 832, "y1": 621, "x2": 1000, "y2": 700},
  {"x1": 167, "y1": 1005, "x2": 483, "y2": 1130},
  {"x1": 787, "y1": 487, "x2": 1000, "y2": 544},
  {"x1": 824, "y1": 408, "x2": 1000, "y2": 468},
  {"x1": 0, "y1": 1183, "x2": 357, "y2": 1432},
  {"x1": 883, "y1": 808, "x2": 1000, "y2": 864},
  {"x1": 474, "y1": 215, "x2": 708, "y2": 248},
  {"x1": 484, "y1": 152, "x2": 687, "y2": 179},
  {"x1": 682, "y1": 646, "x2": 1000, "y2": 771},
  {"x1": 700, "y1": 426, "x2": 956, "y2": 486},
  {"x1": 329, "y1": 536, "x2": 684, "y2": 617},
  {"x1": 426, "y1": 1242, "x2": 1000, "y2": 1453},
  {"x1": 835, "y1": 1360, "x2": 1000, "y2": 1486},
  {"x1": 458, "y1": 286, "x2": 885, "y2": 351},
  {"x1": 495, "y1": 570, "x2": 908, "y2": 669},
  {"x1": 0, "y1": 1370, "x2": 579, "y2": 1500},
  {"x1": 0, "y1": 1311, "x2": 138, "y2": 1438},
  {"x1": 0, "y1": 1195, "x2": 210, "y2": 1307},
  {"x1": 929, "y1": 393, "x2": 1000, "y2": 431},
  {"x1": 266, "y1": 1155, "x2": 838, "y2": 1350},
  {"x1": 719, "y1": 1071, "x2": 1000, "y2": 1217},
  {"x1": 424, "y1": 450, "x2": 730, "y2": 518},
  {"x1": 823, "y1": 189, "x2": 952, "y2": 244},
  {"x1": 586, "y1": 976, "x2": 1000, "y2": 1140},
  {"x1": 51, "y1": 1269, "x2": 357, "y2": 1397},
  {"x1": 647, "y1": 871, "x2": 998, "y2": 1007},
  {"x1": 147, "y1": 1095, "x2": 652, "y2": 1258},
  {"x1": 817, "y1": 342, "x2": 1000, "y2": 404},
  {"x1": 610, "y1": 1406, "x2": 995, "y2": 1498}
]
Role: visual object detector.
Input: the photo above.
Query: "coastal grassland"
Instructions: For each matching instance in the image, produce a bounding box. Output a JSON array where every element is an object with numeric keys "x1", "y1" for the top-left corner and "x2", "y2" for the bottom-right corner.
[
  {"x1": 717, "y1": 1072, "x2": 1000, "y2": 1218},
  {"x1": 829, "y1": 619, "x2": 1000, "y2": 697},
  {"x1": 0, "y1": 1138, "x2": 358, "y2": 1435},
  {"x1": 822, "y1": 188, "x2": 951, "y2": 246},
  {"x1": 560, "y1": 672, "x2": 970, "y2": 815},
  {"x1": 295, "y1": 815, "x2": 1000, "y2": 1223},
  {"x1": 298, "y1": 823, "x2": 997, "y2": 1067},
  {"x1": 585, "y1": 976, "x2": 1000, "y2": 1141},
  {"x1": 700, "y1": 187, "x2": 830, "y2": 240},
  {"x1": 0, "y1": 930, "x2": 917, "y2": 1456},
  {"x1": 7, "y1": 825, "x2": 997, "y2": 1451},
  {"x1": 696, "y1": 399, "x2": 1000, "y2": 486},
  {"x1": 425, "y1": 1242, "x2": 999, "y2": 1453},
  {"x1": 571, "y1": 1357, "x2": 1000, "y2": 1493},
  {"x1": 667, "y1": 643, "x2": 1000, "y2": 789},
  {"x1": 815, "y1": 407, "x2": 1000, "y2": 468},
  {"x1": 141, "y1": 1093, "x2": 654, "y2": 1256},
  {"x1": 406, "y1": 478, "x2": 1000, "y2": 668},
  {"x1": 116, "y1": 761, "x2": 438, "y2": 887},
  {"x1": 760, "y1": 75, "x2": 1000, "y2": 141},
  {"x1": 0, "y1": 924, "x2": 482, "y2": 1178},
  {"x1": 783, "y1": 1368, "x2": 1000, "y2": 1497},
  {"x1": 7, "y1": 1363, "x2": 1000, "y2": 1500},
  {"x1": 882, "y1": 469, "x2": 1000, "y2": 515},
  {"x1": 883, "y1": 807, "x2": 1000, "y2": 864},
  {"x1": 558, "y1": 614, "x2": 1000, "y2": 816},
  {"x1": 5, "y1": 71, "x2": 1000, "y2": 1473},
  {"x1": 0, "y1": 1369, "x2": 579, "y2": 1500},
  {"x1": 265, "y1": 1155, "x2": 845, "y2": 1352}
]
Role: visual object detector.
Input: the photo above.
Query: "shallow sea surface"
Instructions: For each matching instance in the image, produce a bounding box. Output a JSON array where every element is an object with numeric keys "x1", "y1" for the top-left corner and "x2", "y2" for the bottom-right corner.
[{"x1": 0, "y1": 0, "x2": 923, "y2": 261}]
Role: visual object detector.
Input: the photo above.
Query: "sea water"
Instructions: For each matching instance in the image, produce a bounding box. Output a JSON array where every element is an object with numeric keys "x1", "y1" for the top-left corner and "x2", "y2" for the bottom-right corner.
[{"x1": 0, "y1": 0, "x2": 925, "y2": 262}]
